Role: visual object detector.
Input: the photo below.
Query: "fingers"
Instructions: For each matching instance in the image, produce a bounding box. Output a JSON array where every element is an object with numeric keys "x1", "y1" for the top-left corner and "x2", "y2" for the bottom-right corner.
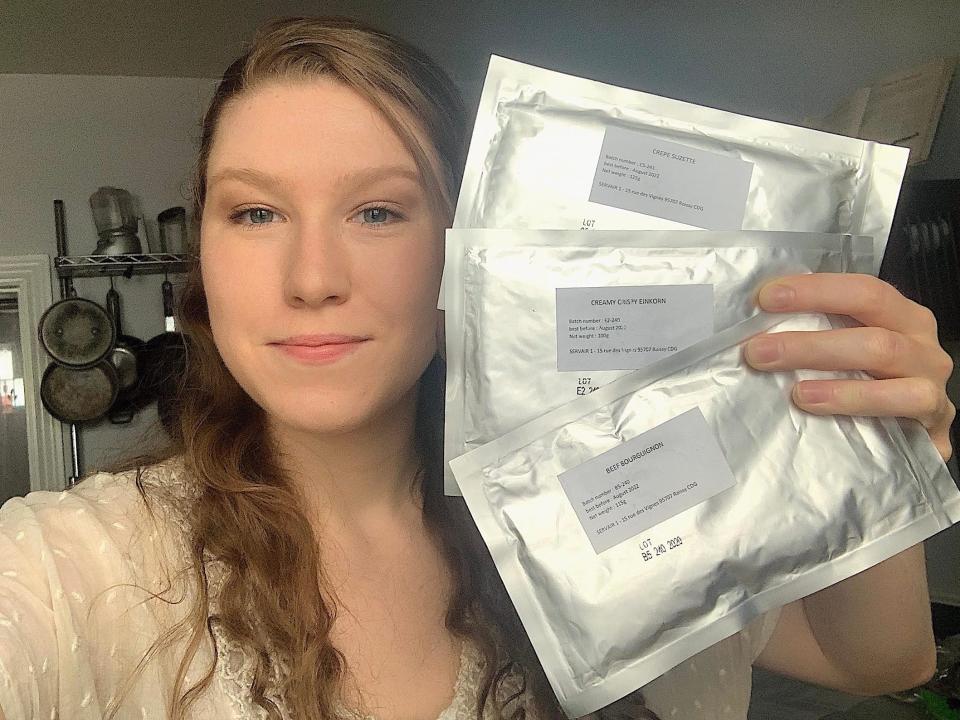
[
  {"x1": 757, "y1": 274, "x2": 938, "y2": 339},
  {"x1": 752, "y1": 273, "x2": 956, "y2": 462},
  {"x1": 744, "y1": 327, "x2": 953, "y2": 382},
  {"x1": 791, "y1": 377, "x2": 956, "y2": 461}
]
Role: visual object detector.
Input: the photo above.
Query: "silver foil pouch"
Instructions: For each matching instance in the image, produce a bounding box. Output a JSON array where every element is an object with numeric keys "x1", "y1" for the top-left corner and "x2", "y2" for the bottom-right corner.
[
  {"x1": 449, "y1": 311, "x2": 960, "y2": 717},
  {"x1": 443, "y1": 229, "x2": 872, "y2": 494},
  {"x1": 446, "y1": 55, "x2": 907, "y2": 306}
]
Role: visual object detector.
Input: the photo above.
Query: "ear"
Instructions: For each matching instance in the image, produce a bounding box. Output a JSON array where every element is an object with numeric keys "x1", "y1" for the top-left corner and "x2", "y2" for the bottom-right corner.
[{"x1": 436, "y1": 309, "x2": 446, "y2": 362}]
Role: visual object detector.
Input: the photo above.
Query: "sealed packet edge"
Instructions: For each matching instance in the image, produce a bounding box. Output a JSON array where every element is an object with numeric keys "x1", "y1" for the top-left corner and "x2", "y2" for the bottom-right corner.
[{"x1": 560, "y1": 510, "x2": 954, "y2": 715}]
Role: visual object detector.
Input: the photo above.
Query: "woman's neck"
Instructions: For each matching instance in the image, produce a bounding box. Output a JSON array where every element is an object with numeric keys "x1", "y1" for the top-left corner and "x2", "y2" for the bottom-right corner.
[{"x1": 269, "y1": 388, "x2": 424, "y2": 539}]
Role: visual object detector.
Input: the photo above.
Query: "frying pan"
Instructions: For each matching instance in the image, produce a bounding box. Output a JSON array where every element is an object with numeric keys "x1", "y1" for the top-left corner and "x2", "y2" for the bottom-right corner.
[
  {"x1": 39, "y1": 202, "x2": 115, "y2": 369},
  {"x1": 105, "y1": 279, "x2": 145, "y2": 423},
  {"x1": 37, "y1": 293, "x2": 115, "y2": 368},
  {"x1": 137, "y1": 279, "x2": 187, "y2": 433},
  {"x1": 40, "y1": 359, "x2": 119, "y2": 423}
]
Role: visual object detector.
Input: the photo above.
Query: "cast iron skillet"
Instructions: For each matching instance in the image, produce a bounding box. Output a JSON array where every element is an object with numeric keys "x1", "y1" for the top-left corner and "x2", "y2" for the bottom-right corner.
[{"x1": 136, "y1": 279, "x2": 187, "y2": 434}]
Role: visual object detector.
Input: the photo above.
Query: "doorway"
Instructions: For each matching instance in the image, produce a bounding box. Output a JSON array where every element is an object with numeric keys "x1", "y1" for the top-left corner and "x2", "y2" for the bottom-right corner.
[
  {"x1": 0, "y1": 296, "x2": 31, "y2": 503},
  {"x1": 0, "y1": 255, "x2": 66, "y2": 499}
]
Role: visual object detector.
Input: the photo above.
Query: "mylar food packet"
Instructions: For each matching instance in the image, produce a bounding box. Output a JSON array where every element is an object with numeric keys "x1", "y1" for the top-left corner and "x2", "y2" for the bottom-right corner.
[
  {"x1": 443, "y1": 229, "x2": 872, "y2": 494},
  {"x1": 441, "y1": 55, "x2": 908, "y2": 311},
  {"x1": 449, "y1": 311, "x2": 960, "y2": 717}
]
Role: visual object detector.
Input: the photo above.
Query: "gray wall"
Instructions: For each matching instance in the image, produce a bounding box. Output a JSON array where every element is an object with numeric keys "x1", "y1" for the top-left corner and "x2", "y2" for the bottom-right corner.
[
  {"x1": 0, "y1": 73, "x2": 216, "y2": 476},
  {"x1": 341, "y1": 0, "x2": 960, "y2": 179},
  {"x1": 2, "y1": 1, "x2": 958, "y2": 180}
]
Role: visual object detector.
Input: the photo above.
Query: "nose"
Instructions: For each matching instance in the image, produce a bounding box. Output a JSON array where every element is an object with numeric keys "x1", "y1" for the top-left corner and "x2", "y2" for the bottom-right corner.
[{"x1": 282, "y1": 220, "x2": 351, "y2": 308}]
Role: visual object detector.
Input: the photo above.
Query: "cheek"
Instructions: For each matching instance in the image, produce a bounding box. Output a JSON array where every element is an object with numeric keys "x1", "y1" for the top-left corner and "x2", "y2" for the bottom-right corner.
[
  {"x1": 200, "y1": 239, "x2": 269, "y2": 347},
  {"x1": 370, "y1": 244, "x2": 442, "y2": 335},
  {"x1": 200, "y1": 258, "x2": 270, "y2": 400},
  {"x1": 200, "y1": 247, "x2": 233, "y2": 334}
]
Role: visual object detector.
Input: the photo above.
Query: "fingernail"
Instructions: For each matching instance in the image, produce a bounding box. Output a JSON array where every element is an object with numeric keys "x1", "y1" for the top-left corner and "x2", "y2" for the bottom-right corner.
[
  {"x1": 795, "y1": 382, "x2": 831, "y2": 404},
  {"x1": 746, "y1": 337, "x2": 781, "y2": 364},
  {"x1": 760, "y1": 284, "x2": 795, "y2": 311}
]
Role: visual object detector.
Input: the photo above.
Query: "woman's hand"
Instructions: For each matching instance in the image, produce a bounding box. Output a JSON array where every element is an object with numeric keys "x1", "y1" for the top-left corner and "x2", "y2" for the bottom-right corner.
[
  {"x1": 744, "y1": 273, "x2": 956, "y2": 461},
  {"x1": 747, "y1": 272, "x2": 952, "y2": 694}
]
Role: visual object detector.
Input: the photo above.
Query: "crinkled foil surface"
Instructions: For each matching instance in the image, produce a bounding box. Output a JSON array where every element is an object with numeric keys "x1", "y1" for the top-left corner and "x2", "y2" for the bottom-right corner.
[{"x1": 451, "y1": 313, "x2": 958, "y2": 716}]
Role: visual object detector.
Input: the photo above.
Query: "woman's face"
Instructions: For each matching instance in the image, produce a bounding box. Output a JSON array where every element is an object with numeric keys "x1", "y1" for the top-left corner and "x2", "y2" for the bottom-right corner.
[{"x1": 201, "y1": 79, "x2": 445, "y2": 436}]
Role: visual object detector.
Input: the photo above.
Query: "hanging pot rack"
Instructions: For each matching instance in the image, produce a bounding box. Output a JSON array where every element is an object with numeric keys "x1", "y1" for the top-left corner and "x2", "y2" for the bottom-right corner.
[
  {"x1": 50, "y1": 200, "x2": 194, "y2": 487},
  {"x1": 55, "y1": 252, "x2": 193, "y2": 279}
]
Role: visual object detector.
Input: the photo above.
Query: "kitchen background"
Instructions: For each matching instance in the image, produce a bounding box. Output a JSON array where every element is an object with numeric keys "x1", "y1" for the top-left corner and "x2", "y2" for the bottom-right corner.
[{"x1": 1, "y1": 1, "x2": 959, "y2": 717}]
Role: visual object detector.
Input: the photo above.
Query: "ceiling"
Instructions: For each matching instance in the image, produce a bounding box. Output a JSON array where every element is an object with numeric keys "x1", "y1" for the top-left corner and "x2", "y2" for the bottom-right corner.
[{"x1": 3, "y1": 0, "x2": 343, "y2": 78}]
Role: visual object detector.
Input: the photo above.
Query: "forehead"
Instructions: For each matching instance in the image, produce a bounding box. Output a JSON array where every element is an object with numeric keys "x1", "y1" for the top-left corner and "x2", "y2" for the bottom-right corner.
[{"x1": 208, "y1": 78, "x2": 422, "y2": 180}]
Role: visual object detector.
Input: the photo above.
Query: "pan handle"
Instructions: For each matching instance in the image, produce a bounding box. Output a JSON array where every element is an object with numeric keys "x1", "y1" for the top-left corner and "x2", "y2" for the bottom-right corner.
[
  {"x1": 69, "y1": 424, "x2": 80, "y2": 488},
  {"x1": 162, "y1": 279, "x2": 176, "y2": 332},
  {"x1": 54, "y1": 200, "x2": 67, "y2": 256},
  {"x1": 54, "y1": 199, "x2": 74, "y2": 299},
  {"x1": 106, "y1": 279, "x2": 123, "y2": 335},
  {"x1": 52, "y1": 199, "x2": 81, "y2": 489}
]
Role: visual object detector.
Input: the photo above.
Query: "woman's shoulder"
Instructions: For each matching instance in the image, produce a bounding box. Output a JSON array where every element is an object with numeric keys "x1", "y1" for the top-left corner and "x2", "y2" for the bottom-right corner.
[
  {"x1": 0, "y1": 457, "x2": 198, "y2": 592},
  {"x1": 0, "y1": 458, "x2": 209, "y2": 720},
  {"x1": 74, "y1": 455, "x2": 198, "y2": 522},
  {"x1": 4, "y1": 456, "x2": 191, "y2": 525}
]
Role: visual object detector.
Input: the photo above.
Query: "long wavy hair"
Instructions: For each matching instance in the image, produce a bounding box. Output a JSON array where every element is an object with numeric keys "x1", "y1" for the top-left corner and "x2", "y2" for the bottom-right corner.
[{"x1": 103, "y1": 15, "x2": 658, "y2": 720}]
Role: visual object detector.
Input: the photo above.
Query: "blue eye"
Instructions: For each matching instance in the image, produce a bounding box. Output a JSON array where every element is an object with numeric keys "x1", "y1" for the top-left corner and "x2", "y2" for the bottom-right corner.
[
  {"x1": 358, "y1": 207, "x2": 397, "y2": 225},
  {"x1": 247, "y1": 208, "x2": 275, "y2": 224},
  {"x1": 230, "y1": 207, "x2": 276, "y2": 225}
]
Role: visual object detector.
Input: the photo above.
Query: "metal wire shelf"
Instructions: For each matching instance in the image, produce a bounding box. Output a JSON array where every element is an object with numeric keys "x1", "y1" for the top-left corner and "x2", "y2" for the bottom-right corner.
[{"x1": 55, "y1": 253, "x2": 195, "y2": 279}]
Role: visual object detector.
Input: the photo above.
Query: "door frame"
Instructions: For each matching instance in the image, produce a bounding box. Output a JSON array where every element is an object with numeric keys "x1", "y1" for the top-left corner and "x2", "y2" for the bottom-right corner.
[{"x1": 0, "y1": 255, "x2": 65, "y2": 492}]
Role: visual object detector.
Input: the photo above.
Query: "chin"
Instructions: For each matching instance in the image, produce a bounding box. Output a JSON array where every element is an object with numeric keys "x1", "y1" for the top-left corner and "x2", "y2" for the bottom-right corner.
[{"x1": 258, "y1": 386, "x2": 411, "y2": 437}]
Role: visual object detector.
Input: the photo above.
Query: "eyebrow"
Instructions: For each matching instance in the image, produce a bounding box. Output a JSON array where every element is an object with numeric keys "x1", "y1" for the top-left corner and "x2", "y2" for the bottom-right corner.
[{"x1": 207, "y1": 165, "x2": 421, "y2": 191}]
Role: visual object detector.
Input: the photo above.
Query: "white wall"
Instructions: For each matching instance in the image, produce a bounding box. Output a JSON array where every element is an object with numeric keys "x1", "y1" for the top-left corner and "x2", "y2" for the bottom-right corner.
[{"x1": 0, "y1": 73, "x2": 216, "y2": 483}]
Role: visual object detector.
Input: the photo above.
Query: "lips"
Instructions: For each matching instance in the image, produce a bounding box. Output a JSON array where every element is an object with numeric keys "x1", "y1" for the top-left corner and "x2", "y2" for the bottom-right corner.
[
  {"x1": 273, "y1": 334, "x2": 367, "y2": 347},
  {"x1": 269, "y1": 334, "x2": 368, "y2": 363}
]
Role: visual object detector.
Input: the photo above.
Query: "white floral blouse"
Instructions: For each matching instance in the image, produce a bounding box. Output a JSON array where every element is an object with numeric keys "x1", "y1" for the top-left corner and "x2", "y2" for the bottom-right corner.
[{"x1": 0, "y1": 461, "x2": 779, "y2": 719}]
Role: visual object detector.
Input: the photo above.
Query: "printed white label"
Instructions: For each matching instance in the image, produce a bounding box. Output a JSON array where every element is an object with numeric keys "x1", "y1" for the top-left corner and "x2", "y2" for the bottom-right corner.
[
  {"x1": 556, "y1": 285, "x2": 713, "y2": 371},
  {"x1": 558, "y1": 408, "x2": 736, "y2": 554},
  {"x1": 589, "y1": 126, "x2": 754, "y2": 230}
]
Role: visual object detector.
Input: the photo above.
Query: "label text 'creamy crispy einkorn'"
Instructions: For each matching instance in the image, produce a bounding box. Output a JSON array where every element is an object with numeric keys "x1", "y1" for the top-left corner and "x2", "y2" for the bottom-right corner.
[
  {"x1": 589, "y1": 126, "x2": 755, "y2": 230},
  {"x1": 558, "y1": 408, "x2": 736, "y2": 553},
  {"x1": 556, "y1": 284, "x2": 713, "y2": 371}
]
